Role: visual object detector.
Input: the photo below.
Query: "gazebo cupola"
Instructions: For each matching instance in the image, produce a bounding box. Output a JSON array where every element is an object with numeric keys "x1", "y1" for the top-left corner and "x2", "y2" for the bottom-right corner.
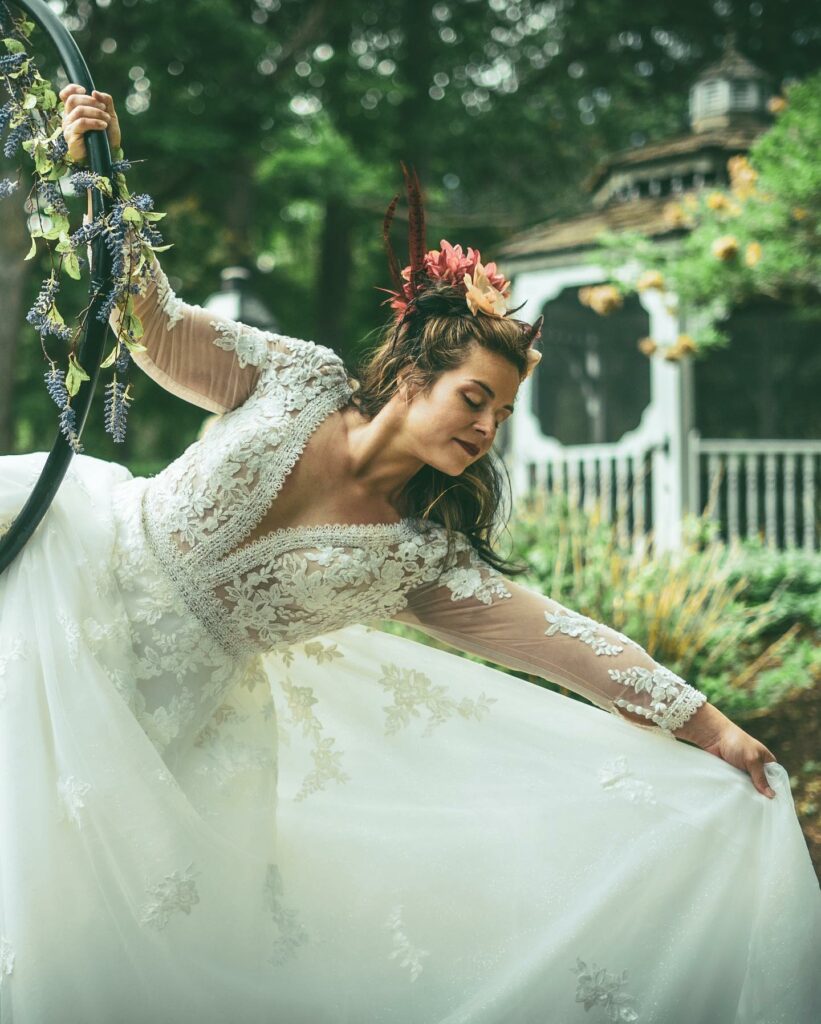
[{"x1": 689, "y1": 35, "x2": 774, "y2": 134}]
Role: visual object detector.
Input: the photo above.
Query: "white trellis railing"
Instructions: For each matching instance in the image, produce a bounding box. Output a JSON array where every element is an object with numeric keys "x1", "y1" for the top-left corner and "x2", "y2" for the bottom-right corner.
[
  {"x1": 689, "y1": 433, "x2": 821, "y2": 552},
  {"x1": 512, "y1": 437, "x2": 661, "y2": 558}
]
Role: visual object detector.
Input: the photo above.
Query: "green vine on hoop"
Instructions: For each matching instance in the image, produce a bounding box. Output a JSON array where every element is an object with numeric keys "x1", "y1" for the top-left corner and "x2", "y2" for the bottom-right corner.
[{"x1": 0, "y1": 0, "x2": 170, "y2": 450}]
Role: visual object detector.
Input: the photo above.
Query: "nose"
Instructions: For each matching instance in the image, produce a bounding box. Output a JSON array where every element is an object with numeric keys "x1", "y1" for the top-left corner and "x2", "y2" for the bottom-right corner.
[{"x1": 472, "y1": 413, "x2": 496, "y2": 449}]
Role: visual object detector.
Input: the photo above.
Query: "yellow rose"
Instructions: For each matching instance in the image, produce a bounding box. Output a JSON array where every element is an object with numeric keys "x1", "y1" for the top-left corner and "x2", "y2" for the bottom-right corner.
[
  {"x1": 767, "y1": 96, "x2": 787, "y2": 114},
  {"x1": 636, "y1": 270, "x2": 665, "y2": 292},
  {"x1": 744, "y1": 242, "x2": 762, "y2": 268},
  {"x1": 675, "y1": 334, "x2": 698, "y2": 354},
  {"x1": 663, "y1": 202, "x2": 686, "y2": 227},
  {"x1": 727, "y1": 156, "x2": 758, "y2": 200},
  {"x1": 587, "y1": 285, "x2": 623, "y2": 316},
  {"x1": 637, "y1": 337, "x2": 658, "y2": 356},
  {"x1": 711, "y1": 235, "x2": 739, "y2": 261},
  {"x1": 707, "y1": 191, "x2": 730, "y2": 211}
]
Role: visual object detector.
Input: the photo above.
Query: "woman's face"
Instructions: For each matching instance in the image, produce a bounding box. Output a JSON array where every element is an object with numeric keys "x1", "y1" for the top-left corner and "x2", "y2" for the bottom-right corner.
[{"x1": 400, "y1": 343, "x2": 521, "y2": 475}]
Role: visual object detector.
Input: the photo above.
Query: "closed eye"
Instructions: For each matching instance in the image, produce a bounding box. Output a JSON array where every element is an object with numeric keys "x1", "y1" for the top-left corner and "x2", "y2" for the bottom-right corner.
[{"x1": 463, "y1": 394, "x2": 510, "y2": 428}]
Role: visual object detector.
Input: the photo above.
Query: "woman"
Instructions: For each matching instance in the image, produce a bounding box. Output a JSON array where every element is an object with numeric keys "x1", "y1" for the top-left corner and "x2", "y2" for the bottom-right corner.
[{"x1": 0, "y1": 84, "x2": 815, "y2": 1023}]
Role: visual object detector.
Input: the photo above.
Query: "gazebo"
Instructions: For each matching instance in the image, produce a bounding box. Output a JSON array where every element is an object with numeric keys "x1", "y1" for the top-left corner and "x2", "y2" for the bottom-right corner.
[{"x1": 496, "y1": 41, "x2": 819, "y2": 555}]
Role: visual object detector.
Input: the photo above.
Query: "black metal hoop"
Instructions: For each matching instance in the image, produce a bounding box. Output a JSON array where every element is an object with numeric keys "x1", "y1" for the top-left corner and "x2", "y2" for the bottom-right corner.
[{"x1": 0, "y1": 0, "x2": 114, "y2": 574}]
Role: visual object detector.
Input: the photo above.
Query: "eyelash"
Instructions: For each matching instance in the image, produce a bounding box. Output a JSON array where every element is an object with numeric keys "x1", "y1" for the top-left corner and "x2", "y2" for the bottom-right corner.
[{"x1": 463, "y1": 394, "x2": 509, "y2": 426}]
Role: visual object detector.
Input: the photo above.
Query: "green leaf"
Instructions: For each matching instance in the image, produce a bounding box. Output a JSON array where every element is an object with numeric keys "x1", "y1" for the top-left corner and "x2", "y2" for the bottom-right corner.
[
  {"x1": 123, "y1": 335, "x2": 148, "y2": 353},
  {"x1": 100, "y1": 345, "x2": 118, "y2": 369},
  {"x1": 41, "y1": 89, "x2": 57, "y2": 111},
  {"x1": 65, "y1": 353, "x2": 90, "y2": 397},
  {"x1": 24, "y1": 236, "x2": 37, "y2": 260},
  {"x1": 33, "y1": 148, "x2": 53, "y2": 177},
  {"x1": 3, "y1": 38, "x2": 25, "y2": 54},
  {"x1": 124, "y1": 313, "x2": 144, "y2": 341},
  {"x1": 144, "y1": 211, "x2": 167, "y2": 222},
  {"x1": 63, "y1": 251, "x2": 81, "y2": 280},
  {"x1": 23, "y1": 93, "x2": 37, "y2": 110},
  {"x1": 122, "y1": 206, "x2": 143, "y2": 224},
  {"x1": 150, "y1": 243, "x2": 173, "y2": 253}
]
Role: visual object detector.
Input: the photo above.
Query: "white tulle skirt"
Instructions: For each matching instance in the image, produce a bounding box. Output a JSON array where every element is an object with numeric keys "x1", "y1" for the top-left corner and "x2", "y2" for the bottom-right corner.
[{"x1": 0, "y1": 452, "x2": 818, "y2": 1024}]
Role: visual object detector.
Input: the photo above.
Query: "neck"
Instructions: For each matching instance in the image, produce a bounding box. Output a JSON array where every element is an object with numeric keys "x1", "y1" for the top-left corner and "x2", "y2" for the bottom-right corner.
[{"x1": 341, "y1": 398, "x2": 426, "y2": 511}]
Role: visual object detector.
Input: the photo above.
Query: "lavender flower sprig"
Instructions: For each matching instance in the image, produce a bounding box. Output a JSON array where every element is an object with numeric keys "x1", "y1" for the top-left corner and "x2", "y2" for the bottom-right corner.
[{"x1": 0, "y1": 8, "x2": 168, "y2": 446}]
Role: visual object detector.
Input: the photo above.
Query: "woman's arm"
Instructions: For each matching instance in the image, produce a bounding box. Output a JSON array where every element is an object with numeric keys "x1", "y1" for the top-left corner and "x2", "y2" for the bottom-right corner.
[
  {"x1": 393, "y1": 536, "x2": 778, "y2": 796},
  {"x1": 63, "y1": 83, "x2": 271, "y2": 413}
]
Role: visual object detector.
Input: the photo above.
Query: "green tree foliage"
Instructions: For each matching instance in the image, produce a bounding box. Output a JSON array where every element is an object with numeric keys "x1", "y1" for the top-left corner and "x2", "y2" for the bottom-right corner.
[
  {"x1": 596, "y1": 72, "x2": 821, "y2": 351},
  {"x1": 1, "y1": 0, "x2": 818, "y2": 466}
]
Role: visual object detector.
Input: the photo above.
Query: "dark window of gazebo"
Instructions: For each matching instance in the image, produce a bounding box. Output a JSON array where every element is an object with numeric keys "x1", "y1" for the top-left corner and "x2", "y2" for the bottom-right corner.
[
  {"x1": 533, "y1": 286, "x2": 650, "y2": 445},
  {"x1": 694, "y1": 299, "x2": 821, "y2": 439}
]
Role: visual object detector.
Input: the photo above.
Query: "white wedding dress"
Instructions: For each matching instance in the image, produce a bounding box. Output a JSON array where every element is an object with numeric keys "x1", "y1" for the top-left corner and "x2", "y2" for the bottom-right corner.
[{"x1": 0, "y1": 257, "x2": 818, "y2": 1024}]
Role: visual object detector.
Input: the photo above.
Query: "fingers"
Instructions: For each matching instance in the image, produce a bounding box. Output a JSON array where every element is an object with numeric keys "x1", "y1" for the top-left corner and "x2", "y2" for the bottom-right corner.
[
  {"x1": 748, "y1": 753, "x2": 777, "y2": 799},
  {"x1": 92, "y1": 90, "x2": 117, "y2": 118},
  {"x1": 60, "y1": 84, "x2": 111, "y2": 115},
  {"x1": 58, "y1": 82, "x2": 85, "y2": 101}
]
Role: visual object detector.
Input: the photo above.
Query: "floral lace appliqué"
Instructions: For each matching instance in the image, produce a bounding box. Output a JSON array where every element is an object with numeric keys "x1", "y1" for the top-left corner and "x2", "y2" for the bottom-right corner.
[
  {"x1": 155, "y1": 265, "x2": 186, "y2": 329},
  {"x1": 598, "y1": 756, "x2": 657, "y2": 806},
  {"x1": 607, "y1": 665, "x2": 707, "y2": 733},
  {"x1": 544, "y1": 609, "x2": 625, "y2": 656},
  {"x1": 0, "y1": 633, "x2": 25, "y2": 702},
  {"x1": 443, "y1": 565, "x2": 512, "y2": 605},
  {"x1": 263, "y1": 863, "x2": 309, "y2": 967},
  {"x1": 58, "y1": 610, "x2": 81, "y2": 666},
  {"x1": 378, "y1": 662, "x2": 497, "y2": 738},
  {"x1": 57, "y1": 774, "x2": 92, "y2": 827},
  {"x1": 279, "y1": 675, "x2": 350, "y2": 801},
  {"x1": 140, "y1": 862, "x2": 201, "y2": 930},
  {"x1": 385, "y1": 905, "x2": 430, "y2": 982},
  {"x1": 0, "y1": 937, "x2": 14, "y2": 983},
  {"x1": 571, "y1": 957, "x2": 640, "y2": 1021},
  {"x1": 210, "y1": 318, "x2": 271, "y2": 369}
]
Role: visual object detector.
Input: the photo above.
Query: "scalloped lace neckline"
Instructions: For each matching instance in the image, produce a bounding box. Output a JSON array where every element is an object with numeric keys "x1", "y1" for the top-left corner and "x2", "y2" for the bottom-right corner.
[
  {"x1": 227, "y1": 517, "x2": 425, "y2": 569},
  {"x1": 265, "y1": 518, "x2": 418, "y2": 540}
]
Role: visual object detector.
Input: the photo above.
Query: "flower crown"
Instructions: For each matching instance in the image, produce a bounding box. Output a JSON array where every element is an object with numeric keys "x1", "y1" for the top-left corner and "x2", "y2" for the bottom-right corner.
[{"x1": 379, "y1": 163, "x2": 543, "y2": 380}]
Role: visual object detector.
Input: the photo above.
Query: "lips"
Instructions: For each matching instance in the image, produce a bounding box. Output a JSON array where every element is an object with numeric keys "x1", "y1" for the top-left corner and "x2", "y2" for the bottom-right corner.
[{"x1": 455, "y1": 439, "x2": 480, "y2": 457}]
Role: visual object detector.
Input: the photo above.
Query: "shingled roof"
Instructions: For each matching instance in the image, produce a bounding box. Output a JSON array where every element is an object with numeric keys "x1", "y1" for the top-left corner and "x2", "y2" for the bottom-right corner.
[
  {"x1": 496, "y1": 195, "x2": 686, "y2": 260},
  {"x1": 583, "y1": 126, "x2": 764, "y2": 196}
]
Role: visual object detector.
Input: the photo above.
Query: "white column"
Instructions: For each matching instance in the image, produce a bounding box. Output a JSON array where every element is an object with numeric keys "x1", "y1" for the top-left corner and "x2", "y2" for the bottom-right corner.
[{"x1": 636, "y1": 288, "x2": 690, "y2": 553}]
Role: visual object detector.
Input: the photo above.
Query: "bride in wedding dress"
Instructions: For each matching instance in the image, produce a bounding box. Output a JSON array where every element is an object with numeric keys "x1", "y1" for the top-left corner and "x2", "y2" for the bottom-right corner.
[{"x1": 0, "y1": 84, "x2": 817, "y2": 1024}]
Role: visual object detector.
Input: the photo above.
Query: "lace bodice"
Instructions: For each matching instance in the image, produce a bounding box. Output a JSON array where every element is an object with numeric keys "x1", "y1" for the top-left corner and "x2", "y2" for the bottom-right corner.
[{"x1": 110, "y1": 257, "x2": 708, "y2": 738}]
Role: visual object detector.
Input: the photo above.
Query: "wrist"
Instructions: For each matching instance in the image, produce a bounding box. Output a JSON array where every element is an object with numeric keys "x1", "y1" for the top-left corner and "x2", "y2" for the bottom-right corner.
[{"x1": 671, "y1": 700, "x2": 732, "y2": 747}]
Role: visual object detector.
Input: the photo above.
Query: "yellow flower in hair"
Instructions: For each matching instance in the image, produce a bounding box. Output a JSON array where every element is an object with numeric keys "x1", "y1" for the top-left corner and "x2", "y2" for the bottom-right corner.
[{"x1": 463, "y1": 262, "x2": 511, "y2": 316}]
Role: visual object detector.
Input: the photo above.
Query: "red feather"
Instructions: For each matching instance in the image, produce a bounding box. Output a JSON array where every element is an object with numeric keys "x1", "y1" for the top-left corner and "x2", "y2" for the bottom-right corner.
[
  {"x1": 400, "y1": 161, "x2": 427, "y2": 297},
  {"x1": 382, "y1": 191, "x2": 404, "y2": 294}
]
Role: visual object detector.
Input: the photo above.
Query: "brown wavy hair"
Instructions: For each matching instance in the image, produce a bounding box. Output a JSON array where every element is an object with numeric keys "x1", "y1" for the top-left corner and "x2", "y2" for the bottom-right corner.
[{"x1": 347, "y1": 281, "x2": 536, "y2": 577}]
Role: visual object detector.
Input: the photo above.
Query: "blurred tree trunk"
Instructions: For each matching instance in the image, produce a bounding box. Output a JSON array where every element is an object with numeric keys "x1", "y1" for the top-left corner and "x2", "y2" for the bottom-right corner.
[
  {"x1": 313, "y1": 8, "x2": 355, "y2": 349},
  {"x1": 397, "y1": 0, "x2": 435, "y2": 182},
  {"x1": 0, "y1": 193, "x2": 28, "y2": 452},
  {"x1": 316, "y1": 194, "x2": 353, "y2": 349}
]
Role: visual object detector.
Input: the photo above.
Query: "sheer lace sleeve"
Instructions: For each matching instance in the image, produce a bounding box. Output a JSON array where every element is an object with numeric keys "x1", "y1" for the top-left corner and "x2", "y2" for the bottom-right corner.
[
  {"x1": 393, "y1": 536, "x2": 708, "y2": 737},
  {"x1": 107, "y1": 253, "x2": 275, "y2": 414}
]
